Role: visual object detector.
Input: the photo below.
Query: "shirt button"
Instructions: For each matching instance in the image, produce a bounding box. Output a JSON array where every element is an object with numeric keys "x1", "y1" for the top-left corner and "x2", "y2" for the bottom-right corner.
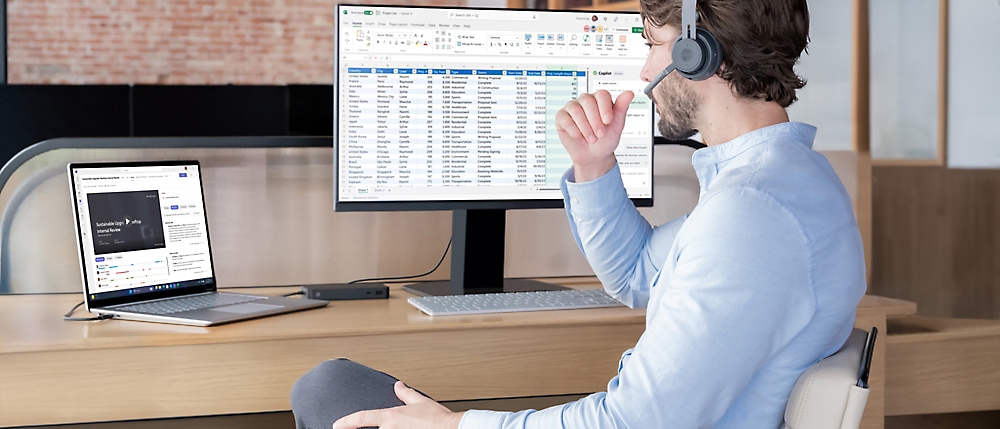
[{"x1": 571, "y1": 197, "x2": 580, "y2": 204}]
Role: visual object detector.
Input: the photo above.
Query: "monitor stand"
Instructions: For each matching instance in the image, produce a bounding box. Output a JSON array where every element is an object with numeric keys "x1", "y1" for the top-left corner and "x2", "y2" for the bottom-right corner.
[{"x1": 402, "y1": 209, "x2": 570, "y2": 297}]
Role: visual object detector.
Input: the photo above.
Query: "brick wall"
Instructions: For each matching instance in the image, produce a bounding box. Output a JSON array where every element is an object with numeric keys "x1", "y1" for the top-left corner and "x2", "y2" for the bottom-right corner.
[{"x1": 6, "y1": 0, "x2": 489, "y2": 85}]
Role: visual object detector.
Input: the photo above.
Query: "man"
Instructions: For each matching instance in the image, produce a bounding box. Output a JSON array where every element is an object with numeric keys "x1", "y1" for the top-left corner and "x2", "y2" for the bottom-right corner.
[{"x1": 295, "y1": 0, "x2": 866, "y2": 427}]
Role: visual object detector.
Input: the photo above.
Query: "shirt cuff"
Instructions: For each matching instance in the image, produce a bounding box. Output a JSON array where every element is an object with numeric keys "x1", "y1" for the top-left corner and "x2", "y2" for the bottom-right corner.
[
  {"x1": 458, "y1": 409, "x2": 507, "y2": 429},
  {"x1": 561, "y1": 162, "x2": 629, "y2": 221}
]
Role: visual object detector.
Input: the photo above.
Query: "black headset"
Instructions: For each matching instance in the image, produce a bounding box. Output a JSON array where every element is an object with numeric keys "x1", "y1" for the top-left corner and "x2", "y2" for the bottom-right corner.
[{"x1": 643, "y1": 0, "x2": 723, "y2": 97}]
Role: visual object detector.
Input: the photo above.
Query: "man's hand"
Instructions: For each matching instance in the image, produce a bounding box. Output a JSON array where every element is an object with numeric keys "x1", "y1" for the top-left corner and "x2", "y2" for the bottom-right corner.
[
  {"x1": 555, "y1": 90, "x2": 635, "y2": 182},
  {"x1": 332, "y1": 381, "x2": 464, "y2": 429}
]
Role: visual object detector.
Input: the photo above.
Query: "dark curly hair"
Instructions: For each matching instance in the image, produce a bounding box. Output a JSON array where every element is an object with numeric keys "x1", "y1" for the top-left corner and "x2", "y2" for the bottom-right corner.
[{"x1": 640, "y1": 0, "x2": 810, "y2": 107}]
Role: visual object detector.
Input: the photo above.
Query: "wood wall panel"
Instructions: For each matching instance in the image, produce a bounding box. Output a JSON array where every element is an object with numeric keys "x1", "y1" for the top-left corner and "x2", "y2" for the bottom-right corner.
[{"x1": 871, "y1": 166, "x2": 1000, "y2": 319}]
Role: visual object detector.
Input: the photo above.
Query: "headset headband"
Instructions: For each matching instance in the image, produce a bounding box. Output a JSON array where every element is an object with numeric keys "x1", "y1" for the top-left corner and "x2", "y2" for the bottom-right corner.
[{"x1": 681, "y1": 0, "x2": 697, "y2": 40}]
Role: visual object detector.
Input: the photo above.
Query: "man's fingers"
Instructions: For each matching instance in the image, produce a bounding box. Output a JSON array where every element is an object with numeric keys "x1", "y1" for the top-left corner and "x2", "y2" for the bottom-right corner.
[
  {"x1": 556, "y1": 91, "x2": 629, "y2": 145},
  {"x1": 577, "y1": 95, "x2": 607, "y2": 139},
  {"x1": 594, "y1": 90, "x2": 614, "y2": 125},
  {"x1": 565, "y1": 102, "x2": 597, "y2": 143},
  {"x1": 333, "y1": 408, "x2": 389, "y2": 429},
  {"x1": 555, "y1": 109, "x2": 585, "y2": 143},
  {"x1": 612, "y1": 90, "x2": 635, "y2": 124},
  {"x1": 394, "y1": 381, "x2": 428, "y2": 405}
]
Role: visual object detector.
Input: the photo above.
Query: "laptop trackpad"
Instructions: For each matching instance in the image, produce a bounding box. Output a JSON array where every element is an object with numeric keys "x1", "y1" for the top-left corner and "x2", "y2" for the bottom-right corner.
[{"x1": 210, "y1": 302, "x2": 283, "y2": 314}]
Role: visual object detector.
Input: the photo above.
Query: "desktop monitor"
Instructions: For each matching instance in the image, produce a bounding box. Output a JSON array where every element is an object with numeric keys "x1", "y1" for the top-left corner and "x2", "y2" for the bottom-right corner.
[{"x1": 334, "y1": 5, "x2": 654, "y2": 296}]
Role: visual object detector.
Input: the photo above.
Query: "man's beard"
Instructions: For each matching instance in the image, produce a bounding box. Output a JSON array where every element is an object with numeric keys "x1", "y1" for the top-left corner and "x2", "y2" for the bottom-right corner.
[{"x1": 654, "y1": 73, "x2": 699, "y2": 140}]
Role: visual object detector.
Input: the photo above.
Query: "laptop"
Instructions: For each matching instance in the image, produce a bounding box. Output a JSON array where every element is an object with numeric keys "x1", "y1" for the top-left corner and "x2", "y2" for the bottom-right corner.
[{"x1": 68, "y1": 160, "x2": 328, "y2": 326}]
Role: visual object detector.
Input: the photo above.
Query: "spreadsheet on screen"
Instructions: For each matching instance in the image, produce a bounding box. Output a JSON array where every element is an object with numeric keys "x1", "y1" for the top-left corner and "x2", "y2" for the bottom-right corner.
[{"x1": 335, "y1": 6, "x2": 653, "y2": 203}]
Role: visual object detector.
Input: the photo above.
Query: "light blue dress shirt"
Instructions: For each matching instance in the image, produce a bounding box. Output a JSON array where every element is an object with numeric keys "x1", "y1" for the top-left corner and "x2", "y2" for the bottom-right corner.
[{"x1": 459, "y1": 122, "x2": 867, "y2": 429}]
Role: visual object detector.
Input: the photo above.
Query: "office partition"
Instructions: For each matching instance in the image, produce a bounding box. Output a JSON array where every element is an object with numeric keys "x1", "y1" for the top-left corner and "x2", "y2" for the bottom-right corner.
[{"x1": 0, "y1": 138, "x2": 723, "y2": 294}]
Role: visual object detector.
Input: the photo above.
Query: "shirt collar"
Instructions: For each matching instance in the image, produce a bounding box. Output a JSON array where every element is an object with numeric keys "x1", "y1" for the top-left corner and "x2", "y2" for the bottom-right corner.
[{"x1": 690, "y1": 122, "x2": 816, "y2": 188}]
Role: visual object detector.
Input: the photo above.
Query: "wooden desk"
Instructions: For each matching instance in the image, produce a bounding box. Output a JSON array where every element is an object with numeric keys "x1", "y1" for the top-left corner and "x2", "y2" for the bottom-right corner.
[
  {"x1": 885, "y1": 316, "x2": 1000, "y2": 416},
  {"x1": 0, "y1": 279, "x2": 915, "y2": 428}
]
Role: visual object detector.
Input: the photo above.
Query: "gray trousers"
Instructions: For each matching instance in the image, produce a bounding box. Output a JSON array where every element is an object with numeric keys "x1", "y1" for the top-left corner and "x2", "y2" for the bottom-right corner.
[{"x1": 290, "y1": 358, "x2": 425, "y2": 429}]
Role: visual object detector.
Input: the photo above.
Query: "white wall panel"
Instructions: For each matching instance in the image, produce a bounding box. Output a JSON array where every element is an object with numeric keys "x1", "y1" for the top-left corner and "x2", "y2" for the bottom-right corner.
[
  {"x1": 870, "y1": 0, "x2": 939, "y2": 160},
  {"x1": 947, "y1": 0, "x2": 1000, "y2": 168},
  {"x1": 787, "y1": 0, "x2": 854, "y2": 151}
]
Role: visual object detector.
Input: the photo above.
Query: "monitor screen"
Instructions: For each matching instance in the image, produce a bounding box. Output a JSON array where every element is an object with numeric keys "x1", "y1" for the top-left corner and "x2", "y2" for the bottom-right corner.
[
  {"x1": 334, "y1": 5, "x2": 654, "y2": 210},
  {"x1": 69, "y1": 162, "x2": 215, "y2": 304}
]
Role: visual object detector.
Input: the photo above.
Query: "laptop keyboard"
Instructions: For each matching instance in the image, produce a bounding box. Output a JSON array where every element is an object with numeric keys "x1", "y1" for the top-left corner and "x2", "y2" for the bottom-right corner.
[{"x1": 114, "y1": 293, "x2": 266, "y2": 315}]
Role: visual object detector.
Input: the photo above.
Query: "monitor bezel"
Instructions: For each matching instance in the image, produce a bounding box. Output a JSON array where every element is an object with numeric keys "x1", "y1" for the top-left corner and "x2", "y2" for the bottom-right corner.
[
  {"x1": 333, "y1": 4, "x2": 654, "y2": 212},
  {"x1": 68, "y1": 160, "x2": 218, "y2": 310}
]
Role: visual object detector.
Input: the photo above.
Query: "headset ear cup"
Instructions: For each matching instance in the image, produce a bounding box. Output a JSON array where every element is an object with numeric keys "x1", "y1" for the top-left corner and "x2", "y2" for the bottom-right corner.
[{"x1": 686, "y1": 28, "x2": 722, "y2": 81}]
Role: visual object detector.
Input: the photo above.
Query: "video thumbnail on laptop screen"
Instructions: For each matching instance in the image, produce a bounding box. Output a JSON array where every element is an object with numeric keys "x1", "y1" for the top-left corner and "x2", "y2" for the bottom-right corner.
[{"x1": 87, "y1": 191, "x2": 167, "y2": 255}]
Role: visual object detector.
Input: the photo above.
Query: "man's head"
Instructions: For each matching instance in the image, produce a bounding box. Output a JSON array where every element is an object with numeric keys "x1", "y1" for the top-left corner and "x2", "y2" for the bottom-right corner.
[{"x1": 638, "y1": 0, "x2": 810, "y2": 140}]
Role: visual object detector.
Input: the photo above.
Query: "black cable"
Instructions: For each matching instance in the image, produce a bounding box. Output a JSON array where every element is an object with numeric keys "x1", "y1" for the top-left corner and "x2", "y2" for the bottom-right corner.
[
  {"x1": 62, "y1": 301, "x2": 115, "y2": 322},
  {"x1": 654, "y1": 137, "x2": 707, "y2": 150},
  {"x1": 347, "y1": 238, "x2": 451, "y2": 285}
]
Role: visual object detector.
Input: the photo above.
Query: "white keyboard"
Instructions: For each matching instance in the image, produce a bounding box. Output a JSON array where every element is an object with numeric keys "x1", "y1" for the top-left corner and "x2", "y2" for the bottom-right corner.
[{"x1": 407, "y1": 289, "x2": 624, "y2": 316}]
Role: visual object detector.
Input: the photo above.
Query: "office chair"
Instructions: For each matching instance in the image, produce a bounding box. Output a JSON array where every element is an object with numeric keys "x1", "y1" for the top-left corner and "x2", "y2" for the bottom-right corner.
[{"x1": 783, "y1": 327, "x2": 878, "y2": 429}]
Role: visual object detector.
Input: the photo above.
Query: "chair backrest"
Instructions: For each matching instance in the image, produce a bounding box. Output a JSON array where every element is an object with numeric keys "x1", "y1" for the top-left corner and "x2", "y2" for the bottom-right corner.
[{"x1": 783, "y1": 328, "x2": 874, "y2": 429}]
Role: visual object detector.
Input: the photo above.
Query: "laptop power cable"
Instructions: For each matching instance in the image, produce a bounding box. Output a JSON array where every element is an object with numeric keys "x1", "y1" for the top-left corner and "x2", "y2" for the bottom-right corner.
[{"x1": 63, "y1": 301, "x2": 115, "y2": 322}]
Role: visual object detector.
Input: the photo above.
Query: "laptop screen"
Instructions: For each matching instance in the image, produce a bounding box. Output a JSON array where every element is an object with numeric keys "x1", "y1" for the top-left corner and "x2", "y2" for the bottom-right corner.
[{"x1": 69, "y1": 162, "x2": 216, "y2": 306}]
